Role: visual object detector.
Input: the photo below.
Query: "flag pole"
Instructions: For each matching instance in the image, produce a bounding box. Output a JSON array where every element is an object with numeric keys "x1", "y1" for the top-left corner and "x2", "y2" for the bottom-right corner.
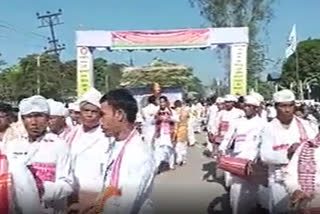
[
  {"x1": 294, "y1": 31, "x2": 303, "y2": 100},
  {"x1": 295, "y1": 49, "x2": 302, "y2": 100}
]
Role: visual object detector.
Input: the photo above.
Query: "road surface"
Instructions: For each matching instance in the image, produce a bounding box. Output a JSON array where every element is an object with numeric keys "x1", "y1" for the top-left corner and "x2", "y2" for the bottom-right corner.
[{"x1": 151, "y1": 133, "x2": 231, "y2": 214}]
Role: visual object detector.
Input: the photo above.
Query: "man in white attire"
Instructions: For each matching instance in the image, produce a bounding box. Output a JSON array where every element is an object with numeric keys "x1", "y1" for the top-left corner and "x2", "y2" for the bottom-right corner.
[
  {"x1": 141, "y1": 95, "x2": 158, "y2": 146},
  {"x1": 218, "y1": 95, "x2": 265, "y2": 214},
  {"x1": 5, "y1": 95, "x2": 73, "y2": 214},
  {"x1": 205, "y1": 97, "x2": 224, "y2": 156},
  {"x1": 47, "y1": 99, "x2": 72, "y2": 140},
  {"x1": 67, "y1": 88, "x2": 112, "y2": 213},
  {"x1": 212, "y1": 95, "x2": 243, "y2": 187},
  {"x1": 260, "y1": 89, "x2": 317, "y2": 213},
  {"x1": 83, "y1": 89, "x2": 156, "y2": 214}
]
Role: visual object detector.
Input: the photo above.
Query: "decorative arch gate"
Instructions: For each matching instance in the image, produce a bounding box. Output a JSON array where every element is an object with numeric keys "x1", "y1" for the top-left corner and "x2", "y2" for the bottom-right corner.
[{"x1": 76, "y1": 27, "x2": 249, "y2": 97}]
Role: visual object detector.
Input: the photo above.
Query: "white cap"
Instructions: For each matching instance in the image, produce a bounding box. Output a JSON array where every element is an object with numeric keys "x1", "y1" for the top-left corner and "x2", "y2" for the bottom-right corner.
[
  {"x1": 47, "y1": 99, "x2": 68, "y2": 117},
  {"x1": 244, "y1": 95, "x2": 260, "y2": 107},
  {"x1": 68, "y1": 102, "x2": 80, "y2": 112},
  {"x1": 19, "y1": 95, "x2": 50, "y2": 116},
  {"x1": 79, "y1": 88, "x2": 102, "y2": 108},
  {"x1": 273, "y1": 89, "x2": 295, "y2": 103},
  {"x1": 224, "y1": 94, "x2": 238, "y2": 102},
  {"x1": 216, "y1": 97, "x2": 224, "y2": 104},
  {"x1": 250, "y1": 92, "x2": 264, "y2": 103}
]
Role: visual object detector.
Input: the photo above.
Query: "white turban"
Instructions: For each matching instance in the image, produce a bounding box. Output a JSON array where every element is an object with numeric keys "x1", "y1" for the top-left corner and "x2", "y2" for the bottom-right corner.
[
  {"x1": 68, "y1": 102, "x2": 80, "y2": 112},
  {"x1": 19, "y1": 95, "x2": 49, "y2": 116},
  {"x1": 250, "y1": 92, "x2": 264, "y2": 103},
  {"x1": 79, "y1": 88, "x2": 102, "y2": 108},
  {"x1": 273, "y1": 89, "x2": 295, "y2": 103},
  {"x1": 224, "y1": 94, "x2": 238, "y2": 102},
  {"x1": 216, "y1": 97, "x2": 224, "y2": 104},
  {"x1": 244, "y1": 95, "x2": 260, "y2": 107},
  {"x1": 47, "y1": 99, "x2": 68, "y2": 117}
]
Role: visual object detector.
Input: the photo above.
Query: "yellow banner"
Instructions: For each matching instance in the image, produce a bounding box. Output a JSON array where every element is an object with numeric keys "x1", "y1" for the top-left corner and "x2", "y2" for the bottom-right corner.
[
  {"x1": 230, "y1": 44, "x2": 247, "y2": 96},
  {"x1": 77, "y1": 47, "x2": 93, "y2": 97}
]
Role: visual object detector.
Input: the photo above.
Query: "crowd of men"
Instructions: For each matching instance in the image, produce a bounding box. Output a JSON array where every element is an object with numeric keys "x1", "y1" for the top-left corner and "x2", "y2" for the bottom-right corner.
[
  {"x1": 203, "y1": 90, "x2": 320, "y2": 214},
  {"x1": 0, "y1": 86, "x2": 320, "y2": 214},
  {"x1": 0, "y1": 88, "x2": 156, "y2": 214}
]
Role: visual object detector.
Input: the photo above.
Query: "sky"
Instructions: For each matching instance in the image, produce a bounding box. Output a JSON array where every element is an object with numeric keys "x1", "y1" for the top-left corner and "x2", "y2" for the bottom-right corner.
[{"x1": 1, "y1": 0, "x2": 320, "y2": 86}]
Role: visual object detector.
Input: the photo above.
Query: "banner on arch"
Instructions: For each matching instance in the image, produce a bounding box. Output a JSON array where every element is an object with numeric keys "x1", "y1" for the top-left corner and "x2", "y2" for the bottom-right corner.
[
  {"x1": 230, "y1": 44, "x2": 247, "y2": 96},
  {"x1": 77, "y1": 46, "x2": 94, "y2": 97}
]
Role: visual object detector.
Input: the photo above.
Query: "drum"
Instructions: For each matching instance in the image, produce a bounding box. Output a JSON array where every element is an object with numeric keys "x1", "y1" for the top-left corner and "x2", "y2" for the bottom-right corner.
[{"x1": 218, "y1": 156, "x2": 251, "y2": 177}]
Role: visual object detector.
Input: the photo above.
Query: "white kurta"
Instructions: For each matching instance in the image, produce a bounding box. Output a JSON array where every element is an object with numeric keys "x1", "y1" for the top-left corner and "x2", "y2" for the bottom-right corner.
[
  {"x1": 154, "y1": 110, "x2": 178, "y2": 169},
  {"x1": 260, "y1": 109, "x2": 268, "y2": 122},
  {"x1": 5, "y1": 133, "x2": 73, "y2": 214},
  {"x1": 219, "y1": 115, "x2": 265, "y2": 160},
  {"x1": 212, "y1": 108, "x2": 244, "y2": 187},
  {"x1": 10, "y1": 160, "x2": 42, "y2": 214},
  {"x1": 141, "y1": 104, "x2": 158, "y2": 146},
  {"x1": 206, "y1": 105, "x2": 219, "y2": 152},
  {"x1": 102, "y1": 130, "x2": 156, "y2": 214},
  {"x1": 211, "y1": 108, "x2": 244, "y2": 140},
  {"x1": 260, "y1": 117, "x2": 317, "y2": 213},
  {"x1": 194, "y1": 103, "x2": 204, "y2": 133},
  {"x1": 68, "y1": 125, "x2": 112, "y2": 206},
  {"x1": 219, "y1": 116, "x2": 265, "y2": 214}
]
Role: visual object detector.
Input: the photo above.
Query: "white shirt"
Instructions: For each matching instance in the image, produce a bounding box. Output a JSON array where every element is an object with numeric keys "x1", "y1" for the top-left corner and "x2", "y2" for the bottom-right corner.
[
  {"x1": 102, "y1": 130, "x2": 156, "y2": 214},
  {"x1": 5, "y1": 132, "x2": 73, "y2": 213},
  {"x1": 219, "y1": 115, "x2": 265, "y2": 161},
  {"x1": 211, "y1": 107, "x2": 244, "y2": 138},
  {"x1": 207, "y1": 104, "x2": 219, "y2": 133},
  {"x1": 68, "y1": 125, "x2": 112, "y2": 204},
  {"x1": 260, "y1": 117, "x2": 317, "y2": 183},
  {"x1": 142, "y1": 104, "x2": 158, "y2": 126}
]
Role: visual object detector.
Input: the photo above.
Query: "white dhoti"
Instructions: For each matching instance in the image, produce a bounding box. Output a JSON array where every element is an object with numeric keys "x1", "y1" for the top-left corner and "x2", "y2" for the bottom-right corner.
[
  {"x1": 175, "y1": 142, "x2": 187, "y2": 164},
  {"x1": 194, "y1": 118, "x2": 202, "y2": 133},
  {"x1": 142, "y1": 124, "x2": 155, "y2": 146},
  {"x1": 230, "y1": 176, "x2": 259, "y2": 214},
  {"x1": 188, "y1": 118, "x2": 196, "y2": 146},
  {"x1": 154, "y1": 134, "x2": 175, "y2": 169},
  {"x1": 269, "y1": 181, "x2": 289, "y2": 213},
  {"x1": 225, "y1": 171, "x2": 232, "y2": 188}
]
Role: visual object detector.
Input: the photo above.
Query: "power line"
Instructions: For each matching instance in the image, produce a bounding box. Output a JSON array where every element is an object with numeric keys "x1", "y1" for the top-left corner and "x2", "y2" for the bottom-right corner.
[
  {"x1": 36, "y1": 9, "x2": 65, "y2": 56},
  {"x1": 0, "y1": 21, "x2": 47, "y2": 40}
]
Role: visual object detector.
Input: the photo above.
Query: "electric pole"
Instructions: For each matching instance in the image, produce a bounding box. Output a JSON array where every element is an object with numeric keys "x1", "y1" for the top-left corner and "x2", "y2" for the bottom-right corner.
[{"x1": 36, "y1": 9, "x2": 65, "y2": 56}]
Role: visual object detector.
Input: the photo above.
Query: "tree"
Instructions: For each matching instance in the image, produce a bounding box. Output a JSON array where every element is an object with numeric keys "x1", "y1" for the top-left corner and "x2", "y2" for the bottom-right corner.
[
  {"x1": 190, "y1": 0, "x2": 274, "y2": 90},
  {"x1": 0, "y1": 54, "x2": 78, "y2": 102},
  {"x1": 60, "y1": 59, "x2": 77, "y2": 102},
  {"x1": 281, "y1": 39, "x2": 320, "y2": 99},
  {"x1": 94, "y1": 58, "x2": 109, "y2": 92},
  {"x1": 120, "y1": 58, "x2": 204, "y2": 96},
  {"x1": 94, "y1": 58, "x2": 125, "y2": 93},
  {"x1": 0, "y1": 59, "x2": 6, "y2": 72},
  {"x1": 105, "y1": 63, "x2": 126, "y2": 92}
]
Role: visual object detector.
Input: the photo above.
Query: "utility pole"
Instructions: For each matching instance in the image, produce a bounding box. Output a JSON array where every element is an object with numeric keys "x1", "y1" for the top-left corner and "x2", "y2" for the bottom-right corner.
[
  {"x1": 36, "y1": 9, "x2": 65, "y2": 57},
  {"x1": 36, "y1": 55, "x2": 41, "y2": 95}
]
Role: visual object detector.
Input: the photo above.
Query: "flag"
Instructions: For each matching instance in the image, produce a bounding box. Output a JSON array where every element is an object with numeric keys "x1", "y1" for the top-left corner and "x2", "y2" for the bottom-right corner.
[{"x1": 285, "y1": 24, "x2": 297, "y2": 58}]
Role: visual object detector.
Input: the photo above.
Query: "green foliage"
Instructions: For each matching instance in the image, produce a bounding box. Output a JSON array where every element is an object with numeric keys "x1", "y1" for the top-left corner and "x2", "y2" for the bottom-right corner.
[
  {"x1": 120, "y1": 59, "x2": 204, "y2": 97},
  {"x1": 257, "y1": 80, "x2": 274, "y2": 100},
  {"x1": 281, "y1": 39, "x2": 320, "y2": 99},
  {"x1": 0, "y1": 54, "x2": 77, "y2": 102},
  {"x1": 0, "y1": 54, "x2": 126, "y2": 102},
  {"x1": 94, "y1": 58, "x2": 125, "y2": 93},
  {"x1": 190, "y1": 0, "x2": 274, "y2": 90}
]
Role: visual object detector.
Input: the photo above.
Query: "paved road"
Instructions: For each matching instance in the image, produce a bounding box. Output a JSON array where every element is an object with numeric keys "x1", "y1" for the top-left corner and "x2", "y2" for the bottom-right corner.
[{"x1": 151, "y1": 133, "x2": 230, "y2": 214}]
